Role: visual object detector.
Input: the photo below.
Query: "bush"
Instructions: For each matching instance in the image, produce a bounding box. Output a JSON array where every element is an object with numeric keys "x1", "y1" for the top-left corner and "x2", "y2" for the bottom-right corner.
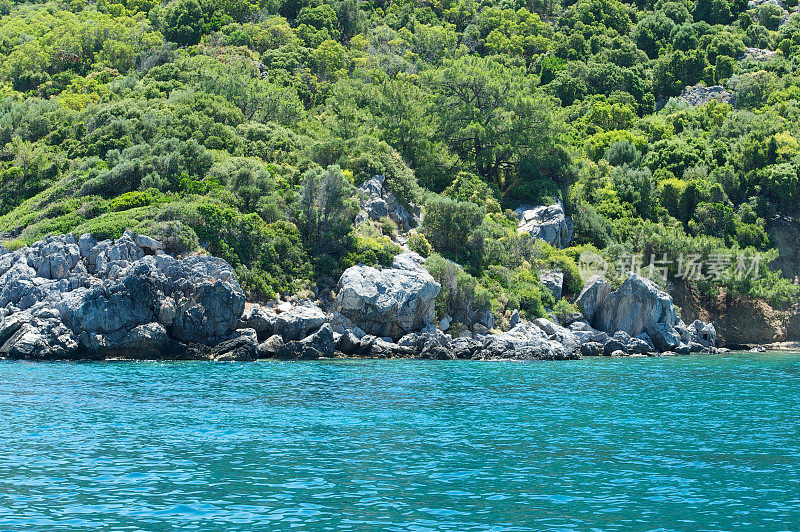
[
  {"x1": 553, "y1": 299, "x2": 579, "y2": 322},
  {"x1": 422, "y1": 196, "x2": 486, "y2": 257},
  {"x1": 379, "y1": 216, "x2": 398, "y2": 239},
  {"x1": 143, "y1": 220, "x2": 199, "y2": 255},
  {"x1": 343, "y1": 222, "x2": 401, "y2": 269},
  {"x1": 407, "y1": 232, "x2": 432, "y2": 257},
  {"x1": 425, "y1": 253, "x2": 490, "y2": 324}
]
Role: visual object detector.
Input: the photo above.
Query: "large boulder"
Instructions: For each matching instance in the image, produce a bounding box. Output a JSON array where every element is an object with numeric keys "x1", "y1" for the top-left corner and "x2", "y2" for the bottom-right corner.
[
  {"x1": 335, "y1": 264, "x2": 440, "y2": 340},
  {"x1": 156, "y1": 255, "x2": 245, "y2": 345},
  {"x1": 277, "y1": 324, "x2": 336, "y2": 359},
  {"x1": 593, "y1": 273, "x2": 678, "y2": 336},
  {"x1": 645, "y1": 322, "x2": 681, "y2": 352},
  {"x1": 575, "y1": 276, "x2": 611, "y2": 322},
  {"x1": 691, "y1": 320, "x2": 717, "y2": 348},
  {"x1": 355, "y1": 175, "x2": 417, "y2": 232},
  {"x1": 239, "y1": 304, "x2": 278, "y2": 341},
  {"x1": 209, "y1": 329, "x2": 259, "y2": 361},
  {"x1": 514, "y1": 203, "x2": 574, "y2": 249},
  {"x1": 273, "y1": 302, "x2": 327, "y2": 342}
]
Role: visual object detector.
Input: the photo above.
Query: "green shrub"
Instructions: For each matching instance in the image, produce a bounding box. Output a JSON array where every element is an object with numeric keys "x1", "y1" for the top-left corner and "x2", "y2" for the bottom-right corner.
[
  {"x1": 422, "y1": 196, "x2": 486, "y2": 258},
  {"x1": 407, "y1": 232, "x2": 432, "y2": 257},
  {"x1": 379, "y1": 216, "x2": 398, "y2": 239},
  {"x1": 553, "y1": 298, "x2": 579, "y2": 322},
  {"x1": 142, "y1": 220, "x2": 199, "y2": 255},
  {"x1": 343, "y1": 222, "x2": 401, "y2": 269}
]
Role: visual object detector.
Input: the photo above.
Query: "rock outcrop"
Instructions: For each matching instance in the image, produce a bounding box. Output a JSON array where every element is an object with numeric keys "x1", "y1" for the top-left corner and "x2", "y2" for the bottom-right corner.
[
  {"x1": 0, "y1": 232, "x2": 249, "y2": 360},
  {"x1": 740, "y1": 47, "x2": 777, "y2": 61},
  {"x1": 355, "y1": 175, "x2": 417, "y2": 232},
  {"x1": 575, "y1": 275, "x2": 612, "y2": 322},
  {"x1": 679, "y1": 84, "x2": 734, "y2": 107},
  {"x1": 514, "y1": 203, "x2": 574, "y2": 249},
  {"x1": 0, "y1": 234, "x2": 721, "y2": 361},
  {"x1": 593, "y1": 273, "x2": 677, "y2": 336},
  {"x1": 335, "y1": 261, "x2": 440, "y2": 340}
]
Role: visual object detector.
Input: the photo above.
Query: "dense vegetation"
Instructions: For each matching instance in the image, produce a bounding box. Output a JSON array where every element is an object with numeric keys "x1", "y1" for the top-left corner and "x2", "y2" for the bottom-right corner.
[{"x1": 1, "y1": 0, "x2": 799, "y2": 327}]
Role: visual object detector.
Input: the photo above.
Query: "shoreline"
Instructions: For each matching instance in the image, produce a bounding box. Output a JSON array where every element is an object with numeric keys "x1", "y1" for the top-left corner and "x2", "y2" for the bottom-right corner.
[{"x1": 1, "y1": 347, "x2": 759, "y2": 363}]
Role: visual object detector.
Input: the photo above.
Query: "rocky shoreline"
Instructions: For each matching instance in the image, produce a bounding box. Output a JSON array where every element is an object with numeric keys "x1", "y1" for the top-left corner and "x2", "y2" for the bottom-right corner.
[{"x1": 0, "y1": 232, "x2": 724, "y2": 361}]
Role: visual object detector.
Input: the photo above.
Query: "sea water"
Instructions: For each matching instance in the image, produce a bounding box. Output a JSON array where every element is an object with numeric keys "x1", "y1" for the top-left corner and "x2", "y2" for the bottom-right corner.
[{"x1": 1, "y1": 352, "x2": 799, "y2": 531}]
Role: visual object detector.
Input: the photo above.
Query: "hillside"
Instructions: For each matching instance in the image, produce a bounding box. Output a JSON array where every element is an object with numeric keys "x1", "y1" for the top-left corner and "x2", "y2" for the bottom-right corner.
[{"x1": 1, "y1": 0, "x2": 799, "y2": 333}]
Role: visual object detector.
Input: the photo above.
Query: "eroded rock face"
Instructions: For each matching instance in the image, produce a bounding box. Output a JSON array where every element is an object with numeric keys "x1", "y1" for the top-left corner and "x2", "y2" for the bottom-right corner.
[
  {"x1": 593, "y1": 273, "x2": 678, "y2": 336},
  {"x1": 355, "y1": 175, "x2": 417, "y2": 232},
  {"x1": 335, "y1": 264, "x2": 440, "y2": 340},
  {"x1": 514, "y1": 203, "x2": 574, "y2": 249},
  {"x1": 576, "y1": 276, "x2": 612, "y2": 323},
  {"x1": 0, "y1": 232, "x2": 246, "y2": 359}
]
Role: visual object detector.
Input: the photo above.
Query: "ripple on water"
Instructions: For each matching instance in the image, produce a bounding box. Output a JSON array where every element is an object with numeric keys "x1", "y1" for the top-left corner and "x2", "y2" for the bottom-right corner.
[{"x1": 0, "y1": 353, "x2": 799, "y2": 530}]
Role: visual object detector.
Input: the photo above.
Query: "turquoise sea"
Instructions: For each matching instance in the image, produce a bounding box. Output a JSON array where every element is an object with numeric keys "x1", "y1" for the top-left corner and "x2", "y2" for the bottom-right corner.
[{"x1": 1, "y1": 353, "x2": 800, "y2": 531}]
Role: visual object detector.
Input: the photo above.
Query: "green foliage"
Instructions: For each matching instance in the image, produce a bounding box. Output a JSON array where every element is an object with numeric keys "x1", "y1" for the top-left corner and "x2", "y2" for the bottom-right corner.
[
  {"x1": 342, "y1": 222, "x2": 401, "y2": 270},
  {"x1": 426, "y1": 253, "x2": 493, "y2": 325},
  {"x1": 0, "y1": 0, "x2": 794, "y2": 313},
  {"x1": 407, "y1": 232, "x2": 432, "y2": 257},
  {"x1": 553, "y1": 299, "x2": 580, "y2": 323},
  {"x1": 421, "y1": 196, "x2": 486, "y2": 259}
]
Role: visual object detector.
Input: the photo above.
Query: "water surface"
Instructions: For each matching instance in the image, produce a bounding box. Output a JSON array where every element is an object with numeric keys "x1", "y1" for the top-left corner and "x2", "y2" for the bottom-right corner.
[{"x1": 1, "y1": 352, "x2": 799, "y2": 531}]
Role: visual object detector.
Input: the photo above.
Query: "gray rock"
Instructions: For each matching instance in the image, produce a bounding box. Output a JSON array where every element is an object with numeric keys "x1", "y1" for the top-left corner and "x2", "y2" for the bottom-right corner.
[
  {"x1": 532, "y1": 318, "x2": 580, "y2": 354},
  {"x1": 336, "y1": 330, "x2": 361, "y2": 355},
  {"x1": 366, "y1": 337, "x2": 413, "y2": 358},
  {"x1": 508, "y1": 309, "x2": 520, "y2": 328},
  {"x1": 626, "y1": 337, "x2": 652, "y2": 355},
  {"x1": 355, "y1": 175, "x2": 416, "y2": 232},
  {"x1": 392, "y1": 251, "x2": 426, "y2": 272},
  {"x1": 302, "y1": 324, "x2": 336, "y2": 358},
  {"x1": 581, "y1": 341, "x2": 604, "y2": 357},
  {"x1": 594, "y1": 273, "x2": 677, "y2": 336},
  {"x1": 210, "y1": 329, "x2": 259, "y2": 361},
  {"x1": 257, "y1": 334, "x2": 284, "y2": 358},
  {"x1": 450, "y1": 336, "x2": 482, "y2": 359},
  {"x1": 276, "y1": 324, "x2": 336, "y2": 359},
  {"x1": 691, "y1": 320, "x2": 717, "y2": 347},
  {"x1": 472, "y1": 323, "x2": 490, "y2": 335},
  {"x1": 81, "y1": 322, "x2": 181, "y2": 359},
  {"x1": 688, "y1": 341, "x2": 705, "y2": 353},
  {"x1": 514, "y1": 203, "x2": 574, "y2": 248},
  {"x1": 575, "y1": 276, "x2": 612, "y2": 322},
  {"x1": 603, "y1": 337, "x2": 627, "y2": 356},
  {"x1": 0, "y1": 305, "x2": 79, "y2": 359},
  {"x1": 273, "y1": 303, "x2": 327, "y2": 342},
  {"x1": 474, "y1": 308, "x2": 494, "y2": 329},
  {"x1": 679, "y1": 84, "x2": 734, "y2": 107},
  {"x1": 674, "y1": 343, "x2": 692, "y2": 355},
  {"x1": 0, "y1": 232, "x2": 248, "y2": 360},
  {"x1": 635, "y1": 332, "x2": 655, "y2": 351},
  {"x1": 540, "y1": 271, "x2": 563, "y2": 300},
  {"x1": 239, "y1": 304, "x2": 278, "y2": 341},
  {"x1": 168, "y1": 255, "x2": 245, "y2": 344},
  {"x1": 335, "y1": 264, "x2": 440, "y2": 340},
  {"x1": 645, "y1": 322, "x2": 681, "y2": 352},
  {"x1": 481, "y1": 321, "x2": 580, "y2": 360}
]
